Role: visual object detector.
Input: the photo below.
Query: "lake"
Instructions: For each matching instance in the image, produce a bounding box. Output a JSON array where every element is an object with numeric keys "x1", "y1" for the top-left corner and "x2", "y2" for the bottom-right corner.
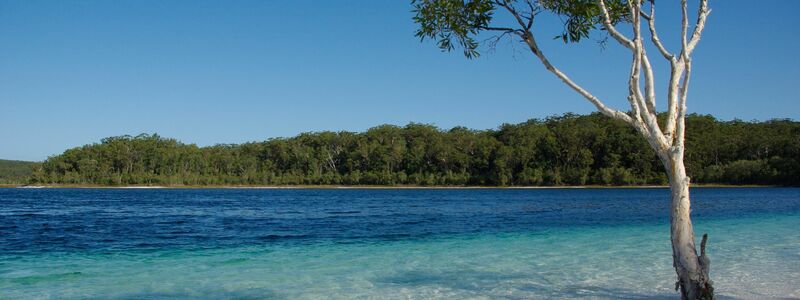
[{"x1": 1, "y1": 188, "x2": 798, "y2": 299}]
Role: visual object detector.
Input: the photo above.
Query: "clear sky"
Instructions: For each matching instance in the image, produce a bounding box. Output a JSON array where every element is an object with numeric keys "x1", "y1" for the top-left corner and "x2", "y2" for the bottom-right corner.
[{"x1": 1, "y1": 1, "x2": 798, "y2": 161}]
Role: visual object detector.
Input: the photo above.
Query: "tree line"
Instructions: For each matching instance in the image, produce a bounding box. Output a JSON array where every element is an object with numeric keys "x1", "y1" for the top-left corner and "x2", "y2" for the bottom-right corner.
[
  {"x1": 0, "y1": 160, "x2": 40, "y2": 184},
  {"x1": 29, "y1": 113, "x2": 799, "y2": 186}
]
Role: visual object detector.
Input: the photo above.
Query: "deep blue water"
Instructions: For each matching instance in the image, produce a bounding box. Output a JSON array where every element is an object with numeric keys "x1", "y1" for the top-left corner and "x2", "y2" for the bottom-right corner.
[
  {"x1": 1, "y1": 188, "x2": 799, "y2": 254},
  {"x1": 1, "y1": 188, "x2": 799, "y2": 299}
]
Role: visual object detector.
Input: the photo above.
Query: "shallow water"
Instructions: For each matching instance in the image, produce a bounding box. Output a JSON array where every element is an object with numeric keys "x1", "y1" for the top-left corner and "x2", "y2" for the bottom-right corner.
[{"x1": 1, "y1": 188, "x2": 798, "y2": 299}]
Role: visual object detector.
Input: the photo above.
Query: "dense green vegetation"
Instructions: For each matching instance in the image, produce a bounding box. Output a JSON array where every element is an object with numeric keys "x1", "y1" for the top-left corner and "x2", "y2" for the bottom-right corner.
[
  {"x1": 26, "y1": 113, "x2": 799, "y2": 186},
  {"x1": 0, "y1": 159, "x2": 40, "y2": 184}
]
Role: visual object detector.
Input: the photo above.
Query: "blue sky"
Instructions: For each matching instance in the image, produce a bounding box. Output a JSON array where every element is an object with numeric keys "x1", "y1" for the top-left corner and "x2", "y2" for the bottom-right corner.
[{"x1": 1, "y1": 1, "x2": 798, "y2": 161}]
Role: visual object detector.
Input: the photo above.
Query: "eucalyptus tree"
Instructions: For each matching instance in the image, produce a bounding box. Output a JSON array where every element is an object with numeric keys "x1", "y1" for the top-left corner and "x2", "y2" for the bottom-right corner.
[{"x1": 412, "y1": 0, "x2": 714, "y2": 298}]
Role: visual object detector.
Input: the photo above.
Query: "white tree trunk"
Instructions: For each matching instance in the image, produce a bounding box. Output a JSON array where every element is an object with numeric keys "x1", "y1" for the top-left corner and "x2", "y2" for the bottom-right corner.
[
  {"x1": 494, "y1": 1, "x2": 714, "y2": 297},
  {"x1": 661, "y1": 150, "x2": 714, "y2": 299}
]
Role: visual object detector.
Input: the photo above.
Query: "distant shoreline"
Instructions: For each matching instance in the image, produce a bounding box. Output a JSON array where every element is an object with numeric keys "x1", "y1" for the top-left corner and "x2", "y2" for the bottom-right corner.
[{"x1": 0, "y1": 184, "x2": 782, "y2": 189}]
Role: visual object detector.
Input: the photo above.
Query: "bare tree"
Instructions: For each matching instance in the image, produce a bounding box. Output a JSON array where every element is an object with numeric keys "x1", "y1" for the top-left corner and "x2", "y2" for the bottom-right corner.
[{"x1": 413, "y1": 0, "x2": 713, "y2": 298}]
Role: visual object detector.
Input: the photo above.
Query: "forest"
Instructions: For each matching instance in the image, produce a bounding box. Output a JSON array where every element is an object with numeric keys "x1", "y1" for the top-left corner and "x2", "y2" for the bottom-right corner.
[
  {"x1": 0, "y1": 159, "x2": 40, "y2": 184},
  {"x1": 25, "y1": 113, "x2": 800, "y2": 186}
]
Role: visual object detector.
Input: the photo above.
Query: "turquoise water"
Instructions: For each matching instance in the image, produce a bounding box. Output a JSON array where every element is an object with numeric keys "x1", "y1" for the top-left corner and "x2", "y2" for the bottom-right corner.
[{"x1": 1, "y1": 188, "x2": 798, "y2": 299}]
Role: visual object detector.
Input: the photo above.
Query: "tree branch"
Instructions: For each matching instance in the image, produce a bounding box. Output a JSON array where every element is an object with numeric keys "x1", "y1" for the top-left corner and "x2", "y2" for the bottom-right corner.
[
  {"x1": 680, "y1": 0, "x2": 689, "y2": 60},
  {"x1": 664, "y1": 61, "x2": 686, "y2": 144},
  {"x1": 668, "y1": 0, "x2": 707, "y2": 145},
  {"x1": 675, "y1": 59, "x2": 692, "y2": 149},
  {"x1": 633, "y1": 2, "x2": 658, "y2": 113},
  {"x1": 495, "y1": 1, "x2": 529, "y2": 33},
  {"x1": 494, "y1": 1, "x2": 634, "y2": 125},
  {"x1": 686, "y1": 0, "x2": 710, "y2": 56},
  {"x1": 483, "y1": 30, "x2": 516, "y2": 52},
  {"x1": 640, "y1": 0, "x2": 676, "y2": 140},
  {"x1": 626, "y1": 0, "x2": 668, "y2": 150},
  {"x1": 523, "y1": 0, "x2": 536, "y2": 30},
  {"x1": 598, "y1": 0, "x2": 634, "y2": 49},
  {"x1": 643, "y1": 0, "x2": 673, "y2": 60},
  {"x1": 625, "y1": 0, "x2": 645, "y2": 123},
  {"x1": 519, "y1": 30, "x2": 634, "y2": 125},
  {"x1": 626, "y1": 50, "x2": 644, "y2": 125},
  {"x1": 667, "y1": 0, "x2": 694, "y2": 144},
  {"x1": 641, "y1": 53, "x2": 657, "y2": 114},
  {"x1": 480, "y1": 26, "x2": 520, "y2": 33}
]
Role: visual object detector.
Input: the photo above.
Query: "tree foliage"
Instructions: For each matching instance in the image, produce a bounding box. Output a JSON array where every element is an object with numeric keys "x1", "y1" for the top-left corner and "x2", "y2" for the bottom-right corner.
[
  {"x1": 412, "y1": 0, "x2": 629, "y2": 57},
  {"x1": 26, "y1": 114, "x2": 799, "y2": 186}
]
